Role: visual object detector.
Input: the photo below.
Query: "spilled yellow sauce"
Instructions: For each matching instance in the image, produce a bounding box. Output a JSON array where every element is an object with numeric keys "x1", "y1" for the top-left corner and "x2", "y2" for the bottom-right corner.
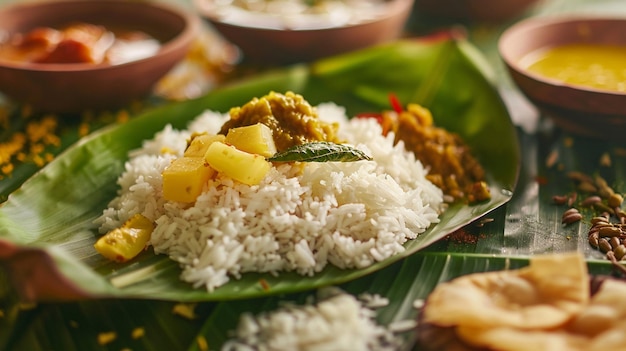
[{"x1": 524, "y1": 43, "x2": 626, "y2": 92}]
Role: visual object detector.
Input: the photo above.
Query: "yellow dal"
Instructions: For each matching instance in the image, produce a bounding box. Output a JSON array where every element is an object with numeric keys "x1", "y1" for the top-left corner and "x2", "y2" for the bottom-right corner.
[{"x1": 524, "y1": 43, "x2": 626, "y2": 92}]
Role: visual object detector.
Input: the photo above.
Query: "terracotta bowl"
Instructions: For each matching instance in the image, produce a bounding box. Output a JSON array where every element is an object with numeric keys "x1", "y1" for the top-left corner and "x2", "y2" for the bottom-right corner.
[
  {"x1": 0, "y1": 0, "x2": 200, "y2": 114},
  {"x1": 193, "y1": 0, "x2": 414, "y2": 64},
  {"x1": 414, "y1": 0, "x2": 542, "y2": 22},
  {"x1": 499, "y1": 16, "x2": 626, "y2": 139}
]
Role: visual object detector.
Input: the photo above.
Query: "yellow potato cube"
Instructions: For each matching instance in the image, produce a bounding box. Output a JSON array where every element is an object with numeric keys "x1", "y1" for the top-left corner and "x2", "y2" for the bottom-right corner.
[
  {"x1": 184, "y1": 133, "x2": 226, "y2": 157},
  {"x1": 204, "y1": 141, "x2": 271, "y2": 185},
  {"x1": 225, "y1": 123, "x2": 277, "y2": 157},
  {"x1": 162, "y1": 157, "x2": 214, "y2": 202},
  {"x1": 94, "y1": 213, "x2": 154, "y2": 262}
]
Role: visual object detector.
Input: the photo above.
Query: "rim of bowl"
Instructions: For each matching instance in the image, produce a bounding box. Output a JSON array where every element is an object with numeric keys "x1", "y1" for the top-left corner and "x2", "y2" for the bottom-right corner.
[
  {"x1": 0, "y1": 0, "x2": 200, "y2": 72},
  {"x1": 193, "y1": 0, "x2": 414, "y2": 31},
  {"x1": 498, "y1": 14, "x2": 626, "y2": 97}
]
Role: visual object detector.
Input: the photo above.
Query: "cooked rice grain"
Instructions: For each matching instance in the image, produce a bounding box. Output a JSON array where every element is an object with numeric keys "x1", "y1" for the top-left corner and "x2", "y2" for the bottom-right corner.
[{"x1": 95, "y1": 103, "x2": 444, "y2": 291}]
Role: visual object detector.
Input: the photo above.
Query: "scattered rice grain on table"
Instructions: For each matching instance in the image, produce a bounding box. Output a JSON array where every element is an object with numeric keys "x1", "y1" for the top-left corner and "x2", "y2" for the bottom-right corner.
[{"x1": 95, "y1": 102, "x2": 444, "y2": 291}]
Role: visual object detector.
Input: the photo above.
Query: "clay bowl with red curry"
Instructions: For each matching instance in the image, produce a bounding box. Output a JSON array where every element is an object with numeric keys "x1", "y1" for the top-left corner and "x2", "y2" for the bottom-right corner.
[{"x1": 0, "y1": 0, "x2": 199, "y2": 114}]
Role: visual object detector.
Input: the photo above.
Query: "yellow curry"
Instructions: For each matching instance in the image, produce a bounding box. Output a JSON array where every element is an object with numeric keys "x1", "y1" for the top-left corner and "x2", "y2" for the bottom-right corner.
[
  {"x1": 219, "y1": 91, "x2": 340, "y2": 152},
  {"x1": 525, "y1": 43, "x2": 626, "y2": 92}
]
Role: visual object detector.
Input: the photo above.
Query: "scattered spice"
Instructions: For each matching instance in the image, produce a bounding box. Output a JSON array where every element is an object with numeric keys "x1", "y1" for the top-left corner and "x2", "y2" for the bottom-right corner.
[
  {"x1": 172, "y1": 302, "x2": 198, "y2": 320},
  {"x1": 599, "y1": 152, "x2": 612, "y2": 167},
  {"x1": 545, "y1": 149, "x2": 559, "y2": 168},
  {"x1": 563, "y1": 136, "x2": 574, "y2": 148},
  {"x1": 445, "y1": 228, "x2": 484, "y2": 244},
  {"x1": 567, "y1": 192, "x2": 578, "y2": 207},
  {"x1": 97, "y1": 331, "x2": 117, "y2": 345},
  {"x1": 552, "y1": 194, "x2": 568, "y2": 205},
  {"x1": 0, "y1": 106, "x2": 135, "y2": 182},
  {"x1": 576, "y1": 180, "x2": 597, "y2": 193},
  {"x1": 131, "y1": 327, "x2": 145, "y2": 339},
  {"x1": 259, "y1": 278, "x2": 271, "y2": 291},
  {"x1": 580, "y1": 195, "x2": 602, "y2": 207},
  {"x1": 197, "y1": 335, "x2": 210, "y2": 351},
  {"x1": 78, "y1": 121, "x2": 91, "y2": 137},
  {"x1": 474, "y1": 217, "x2": 494, "y2": 228},
  {"x1": 554, "y1": 168, "x2": 626, "y2": 262},
  {"x1": 561, "y1": 207, "x2": 582, "y2": 225}
]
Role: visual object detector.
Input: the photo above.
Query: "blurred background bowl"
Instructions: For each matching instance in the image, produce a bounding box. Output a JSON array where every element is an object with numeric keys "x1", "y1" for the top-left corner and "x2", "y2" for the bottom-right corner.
[
  {"x1": 193, "y1": 0, "x2": 414, "y2": 64},
  {"x1": 414, "y1": 0, "x2": 542, "y2": 22},
  {"x1": 499, "y1": 16, "x2": 626, "y2": 139},
  {"x1": 0, "y1": 0, "x2": 199, "y2": 114}
]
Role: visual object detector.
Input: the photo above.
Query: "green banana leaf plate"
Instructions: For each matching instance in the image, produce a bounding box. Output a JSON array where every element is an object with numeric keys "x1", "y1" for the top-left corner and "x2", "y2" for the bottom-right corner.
[{"x1": 0, "y1": 37, "x2": 520, "y2": 303}]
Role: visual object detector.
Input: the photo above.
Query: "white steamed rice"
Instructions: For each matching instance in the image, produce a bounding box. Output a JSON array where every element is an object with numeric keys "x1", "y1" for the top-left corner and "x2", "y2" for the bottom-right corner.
[
  {"x1": 95, "y1": 102, "x2": 444, "y2": 291},
  {"x1": 221, "y1": 287, "x2": 412, "y2": 351}
]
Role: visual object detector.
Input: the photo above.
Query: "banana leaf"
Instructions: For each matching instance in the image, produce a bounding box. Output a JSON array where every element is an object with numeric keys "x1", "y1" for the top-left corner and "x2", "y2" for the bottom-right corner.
[
  {"x1": 0, "y1": 252, "x2": 616, "y2": 351},
  {"x1": 4, "y1": 0, "x2": 626, "y2": 348},
  {"x1": 0, "y1": 38, "x2": 520, "y2": 303}
]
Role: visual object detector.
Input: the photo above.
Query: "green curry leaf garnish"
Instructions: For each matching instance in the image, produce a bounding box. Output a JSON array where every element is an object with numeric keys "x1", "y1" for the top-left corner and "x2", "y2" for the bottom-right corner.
[{"x1": 268, "y1": 142, "x2": 372, "y2": 163}]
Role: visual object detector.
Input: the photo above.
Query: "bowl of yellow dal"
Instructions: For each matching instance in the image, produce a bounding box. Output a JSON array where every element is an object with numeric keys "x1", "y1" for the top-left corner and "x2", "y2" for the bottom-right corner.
[{"x1": 499, "y1": 16, "x2": 626, "y2": 139}]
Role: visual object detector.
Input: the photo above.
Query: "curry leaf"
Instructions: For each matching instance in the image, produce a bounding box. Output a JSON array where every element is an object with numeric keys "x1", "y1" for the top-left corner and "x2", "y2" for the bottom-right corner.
[{"x1": 268, "y1": 141, "x2": 372, "y2": 162}]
